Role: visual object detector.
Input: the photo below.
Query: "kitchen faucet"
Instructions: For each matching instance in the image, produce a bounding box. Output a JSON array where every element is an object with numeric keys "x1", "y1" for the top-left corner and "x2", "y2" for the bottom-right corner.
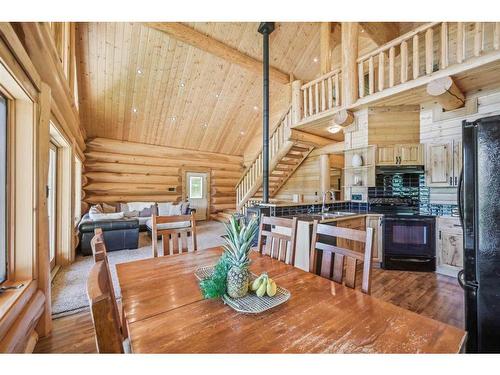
[{"x1": 321, "y1": 190, "x2": 336, "y2": 213}]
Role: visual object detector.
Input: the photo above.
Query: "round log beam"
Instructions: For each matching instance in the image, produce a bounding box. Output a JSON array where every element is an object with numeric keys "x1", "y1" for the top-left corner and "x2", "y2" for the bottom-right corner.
[{"x1": 426, "y1": 76, "x2": 465, "y2": 111}]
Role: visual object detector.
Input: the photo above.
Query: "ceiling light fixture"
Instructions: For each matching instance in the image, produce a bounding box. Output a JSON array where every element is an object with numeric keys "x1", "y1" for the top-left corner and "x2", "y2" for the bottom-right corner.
[
  {"x1": 240, "y1": 131, "x2": 245, "y2": 136},
  {"x1": 313, "y1": 57, "x2": 319, "y2": 63},
  {"x1": 137, "y1": 69, "x2": 143, "y2": 74},
  {"x1": 202, "y1": 123, "x2": 208, "y2": 128},
  {"x1": 171, "y1": 116, "x2": 176, "y2": 121},
  {"x1": 327, "y1": 124, "x2": 343, "y2": 134},
  {"x1": 132, "y1": 108, "x2": 138, "y2": 113},
  {"x1": 253, "y1": 106, "x2": 259, "y2": 111},
  {"x1": 215, "y1": 93, "x2": 220, "y2": 98},
  {"x1": 179, "y1": 81, "x2": 185, "y2": 87}
]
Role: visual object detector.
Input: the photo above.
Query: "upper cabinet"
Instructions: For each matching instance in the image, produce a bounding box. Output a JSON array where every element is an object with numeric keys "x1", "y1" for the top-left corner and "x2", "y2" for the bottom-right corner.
[
  {"x1": 376, "y1": 143, "x2": 424, "y2": 166},
  {"x1": 425, "y1": 139, "x2": 461, "y2": 187}
]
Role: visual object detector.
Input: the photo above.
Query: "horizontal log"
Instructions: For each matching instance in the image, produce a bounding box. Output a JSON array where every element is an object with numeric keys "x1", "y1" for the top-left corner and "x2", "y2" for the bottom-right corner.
[
  {"x1": 212, "y1": 196, "x2": 237, "y2": 204},
  {"x1": 85, "y1": 161, "x2": 180, "y2": 175},
  {"x1": 85, "y1": 172, "x2": 180, "y2": 185},
  {"x1": 211, "y1": 170, "x2": 242, "y2": 178},
  {"x1": 211, "y1": 177, "x2": 240, "y2": 187},
  {"x1": 85, "y1": 151, "x2": 242, "y2": 171},
  {"x1": 289, "y1": 129, "x2": 332, "y2": 147},
  {"x1": 211, "y1": 186, "x2": 235, "y2": 195},
  {"x1": 85, "y1": 195, "x2": 181, "y2": 204},
  {"x1": 87, "y1": 137, "x2": 243, "y2": 164},
  {"x1": 0, "y1": 290, "x2": 44, "y2": 353},
  {"x1": 212, "y1": 203, "x2": 236, "y2": 212},
  {"x1": 84, "y1": 182, "x2": 180, "y2": 195}
]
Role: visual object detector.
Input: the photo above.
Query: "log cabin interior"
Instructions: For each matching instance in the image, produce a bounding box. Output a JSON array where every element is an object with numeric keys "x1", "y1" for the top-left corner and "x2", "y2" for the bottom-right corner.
[{"x1": 1, "y1": 2, "x2": 500, "y2": 359}]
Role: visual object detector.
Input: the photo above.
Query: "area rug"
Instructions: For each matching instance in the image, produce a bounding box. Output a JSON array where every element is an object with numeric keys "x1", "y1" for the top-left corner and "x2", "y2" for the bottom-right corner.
[{"x1": 51, "y1": 221, "x2": 226, "y2": 318}]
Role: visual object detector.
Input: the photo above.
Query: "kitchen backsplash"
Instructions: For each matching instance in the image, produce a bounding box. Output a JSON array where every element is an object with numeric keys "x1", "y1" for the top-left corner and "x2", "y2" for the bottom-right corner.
[
  {"x1": 273, "y1": 201, "x2": 368, "y2": 217},
  {"x1": 368, "y1": 173, "x2": 428, "y2": 207}
]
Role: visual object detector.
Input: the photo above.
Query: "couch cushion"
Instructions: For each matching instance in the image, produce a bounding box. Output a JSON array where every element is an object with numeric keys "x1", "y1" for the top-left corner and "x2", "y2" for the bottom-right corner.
[
  {"x1": 89, "y1": 211, "x2": 124, "y2": 221},
  {"x1": 146, "y1": 218, "x2": 190, "y2": 231},
  {"x1": 157, "y1": 202, "x2": 172, "y2": 216}
]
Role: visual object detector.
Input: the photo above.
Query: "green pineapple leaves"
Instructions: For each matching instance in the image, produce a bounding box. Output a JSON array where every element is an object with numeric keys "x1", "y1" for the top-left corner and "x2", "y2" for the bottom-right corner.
[{"x1": 222, "y1": 215, "x2": 259, "y2": 268}]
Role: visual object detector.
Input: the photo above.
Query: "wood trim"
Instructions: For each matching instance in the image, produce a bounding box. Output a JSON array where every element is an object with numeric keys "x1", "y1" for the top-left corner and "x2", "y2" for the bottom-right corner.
[
  {"x1": 145, "y1": 22, "x2": 291, "y2": 85},
  {"x1": 181, "y1": 167, "x2": 211, "y2": 220}
]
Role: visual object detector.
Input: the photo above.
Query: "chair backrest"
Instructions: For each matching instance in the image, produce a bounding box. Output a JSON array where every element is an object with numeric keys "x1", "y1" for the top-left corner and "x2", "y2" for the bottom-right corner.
[
  {"x1": 87, "y1": 260, "x2": 124, "y2": 353},
  {"x1": 90, "y1": 228, "x2": 106, "y2": 262},
  {"x1": 257, "y1": 214, "x2": 298, "y2": 265},
  {"x1": 310, "y1": 221, "x2": 374, "y2": 294},
  {"x1": 151, "y1": 212, "x2": 197, "y2": 257}
]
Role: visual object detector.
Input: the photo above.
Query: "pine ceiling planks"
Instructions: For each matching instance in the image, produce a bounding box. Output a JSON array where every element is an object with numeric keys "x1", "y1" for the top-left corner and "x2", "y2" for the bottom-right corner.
[{"x1": 76, "y1": 22, "x2": 324, "y2": 155}]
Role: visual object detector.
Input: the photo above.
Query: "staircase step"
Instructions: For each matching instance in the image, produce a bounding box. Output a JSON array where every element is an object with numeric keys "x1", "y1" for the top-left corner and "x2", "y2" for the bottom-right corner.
[
  {"x1": 291, "y1": 145, "x2": 310, "y2": 152},
  {"x1": 283, "y1": 153, "x2": 303, "y2": 159},
  {"x1": 277, "y1": 160, "x2": 298, "y2": 166}
]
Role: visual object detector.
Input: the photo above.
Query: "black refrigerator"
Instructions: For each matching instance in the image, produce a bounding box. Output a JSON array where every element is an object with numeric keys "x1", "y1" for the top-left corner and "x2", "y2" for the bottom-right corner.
[{"x1": 459, "y1": 115, "x2": 500, "y2": 353}]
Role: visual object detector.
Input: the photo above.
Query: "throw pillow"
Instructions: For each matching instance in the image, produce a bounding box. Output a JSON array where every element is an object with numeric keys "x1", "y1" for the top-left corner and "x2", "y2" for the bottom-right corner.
[
  {"x1": 119, "y1": 203, "x2": 130, "y2": 213},
  {"x1": 157, "y1": 202, "x2": 172, "y2": 216},
  {"x1": 180, "y1": 201, "x2": 190, "y2": 215},
  {"x1": 123, "y1": 210, "x2": 139, "y2": 218},
  {"x1": 89, "y1": 204, "x2": 103, "y2": 215},
  {"x1": 102, "y1": 202, "x2": 116, "y2": 213},
  {"x1": 89, "y1": 211, "x2": 124, "y2": 221},
  {"x1": 138, "y1": 205, "x2": 154, "y2": 217},
  {"x1": 169, "y1": 203, "x2": 182, "y2": 216}
]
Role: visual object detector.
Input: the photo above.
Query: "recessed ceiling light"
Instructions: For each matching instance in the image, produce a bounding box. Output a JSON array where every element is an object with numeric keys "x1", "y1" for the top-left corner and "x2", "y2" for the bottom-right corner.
[
  {"x1": 179, "y1": 81, "x2": 185, "y2": 87},
  {"x1": 327, "y1": 124, "x2": 343, "y2": 134},
  {"x1": 215, "y1": 93, "x2": 220, "y2": 98},
  {"x1": 137, "y1": 69, "x2": 143, "y2": 74},
  {"x1": 132, "y1": 108, "x2": 138, "y2": 113},
  {"x1": 313, "y1": 57, "x2": 319, "y2": 63},
  {"x1": 253, "y1": 106, "x2": 259, "y2": 111},
  {"x1": 240, "y1": 131, "x2": 245, "y2": 136},
  {"x1": 202, "y1": 123, "x2": 208, "y2": 128},
  {"x1": 171, "y1": 116, "x2": 176, "y2": 121}
]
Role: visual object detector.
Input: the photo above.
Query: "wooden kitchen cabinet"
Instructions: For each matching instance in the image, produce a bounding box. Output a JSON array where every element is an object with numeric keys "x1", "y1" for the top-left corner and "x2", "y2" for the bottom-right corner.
[
  {"x1": 376, "y1": 143, "x2": 423, "y2": 166},
  {"x1": 425, "y1": 139, "x2": 461, "y2": 187},
  {"x1": 376, "y1": 145, "x2": 398, "y2": 165},
  {"x1": 336, "y1": 216, "x2": 366, "y2": 254},
  {"x1": 366, "y1": 214, "x2": 383, "y2": 265},
  {"x1": 436, "y1": 216, "x2": 464, "y2": 277}
]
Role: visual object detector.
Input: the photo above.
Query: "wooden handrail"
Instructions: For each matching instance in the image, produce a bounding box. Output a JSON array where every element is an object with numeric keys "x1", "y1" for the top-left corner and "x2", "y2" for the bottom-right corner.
[
  {"x1": 235, "y1": 105, "x2": 292, "y2": 187},
  {"x1": 357, "y1": 22, "x2": 440, "y2": 63},
  {"x1": 301, "y1": 68, "x2": 341, "y2": 90}
]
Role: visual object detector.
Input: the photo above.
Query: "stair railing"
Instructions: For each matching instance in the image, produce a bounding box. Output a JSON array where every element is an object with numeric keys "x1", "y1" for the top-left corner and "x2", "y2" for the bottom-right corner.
[{"x1": 236, "y1": 105, "x2": 292, "y2": 212}]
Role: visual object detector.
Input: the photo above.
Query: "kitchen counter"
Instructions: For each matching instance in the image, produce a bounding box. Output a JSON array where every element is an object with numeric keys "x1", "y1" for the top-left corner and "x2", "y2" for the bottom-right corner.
[{"x1": 258, "y1": 200, "x2": 351, "y2": 208}]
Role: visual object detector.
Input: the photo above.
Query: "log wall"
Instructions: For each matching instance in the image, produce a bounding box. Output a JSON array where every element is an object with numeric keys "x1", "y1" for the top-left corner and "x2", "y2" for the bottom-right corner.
[{"x1": 83, "y1": 138, "x2": 243, "y2": 214}]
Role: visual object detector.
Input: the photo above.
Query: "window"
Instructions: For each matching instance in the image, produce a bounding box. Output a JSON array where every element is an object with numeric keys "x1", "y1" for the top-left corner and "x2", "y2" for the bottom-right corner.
[
  {"x1": 189, "y1": 176, "x2": 203, "y2": 199},
  {"x1": 0, "y1": 94, "x2": 7, "y2": 283}
]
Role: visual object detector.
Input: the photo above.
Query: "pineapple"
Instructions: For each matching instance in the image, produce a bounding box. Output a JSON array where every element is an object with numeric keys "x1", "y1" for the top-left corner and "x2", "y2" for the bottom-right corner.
[{"x1": 223, "y1": 215, "x2": 259, "y2": 298}]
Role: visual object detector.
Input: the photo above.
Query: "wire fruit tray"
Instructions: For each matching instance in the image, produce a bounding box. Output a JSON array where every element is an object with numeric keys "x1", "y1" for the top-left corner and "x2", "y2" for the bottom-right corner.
[{"x1": 194, "y1": 265, "x2": 291, "y2": 314}]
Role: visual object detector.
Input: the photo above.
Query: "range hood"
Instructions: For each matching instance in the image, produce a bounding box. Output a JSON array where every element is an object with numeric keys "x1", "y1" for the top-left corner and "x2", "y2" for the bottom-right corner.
[{"x1": 375, "y1": 165, "x2": 425, "y2": 175}]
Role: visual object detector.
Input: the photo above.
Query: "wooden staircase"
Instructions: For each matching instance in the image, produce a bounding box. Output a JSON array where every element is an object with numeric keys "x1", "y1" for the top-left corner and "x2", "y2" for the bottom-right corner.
[{"x1": 235, "y1": 105, "x2": 321, "y2": 213}]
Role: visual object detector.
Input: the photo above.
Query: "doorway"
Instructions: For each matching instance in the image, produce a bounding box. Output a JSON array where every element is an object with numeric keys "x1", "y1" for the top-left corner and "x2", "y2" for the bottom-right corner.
[
  {"x1": 185, "y1": 171, "x2": 209, "y2": 221},
  {"x1": 48, "y1": 142, "x2": 58, "y2": 271}
]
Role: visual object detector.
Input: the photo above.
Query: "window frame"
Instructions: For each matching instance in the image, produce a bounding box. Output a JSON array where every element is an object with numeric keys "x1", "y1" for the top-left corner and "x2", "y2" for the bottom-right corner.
[
  {"x1": 189, "y1": 176, "x2": 203, "y2": 199},
  {"x1": 0, "y1": 92, "x2": 8, "y2": 284}
]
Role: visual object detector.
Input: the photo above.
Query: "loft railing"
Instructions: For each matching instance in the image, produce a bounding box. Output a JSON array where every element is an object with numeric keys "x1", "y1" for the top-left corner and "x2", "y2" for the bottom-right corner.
[
  {"x1": 236, "y1": 105, "x2": 293, "y2": 212},
  {"x1": 357, "y1": 22, "x2": 500, "y2": 99},
  {"x1": 300, "y1": 69, "x2": 342, "y2": 120}
]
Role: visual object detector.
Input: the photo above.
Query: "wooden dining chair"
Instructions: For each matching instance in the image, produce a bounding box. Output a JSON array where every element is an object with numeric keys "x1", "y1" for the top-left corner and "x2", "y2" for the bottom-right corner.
[
  {"x1": 87, "y1": 260, "x2": 126, "y2": 353},
  {"x1": 89, "y1": 228, "x2": 128, "y2": 339},
  {"x1": 151, "y1": 212, "x2": 197, "y2": 257},
  {"x1": 90, "y1": 227, "x2": 106, "y2": 262},
  {"x1": 257, "y1": 214, "x2": 298, "y2": 265},
  {"x1": 310, "y1": 221, "x2": 374, "y2": 294}
]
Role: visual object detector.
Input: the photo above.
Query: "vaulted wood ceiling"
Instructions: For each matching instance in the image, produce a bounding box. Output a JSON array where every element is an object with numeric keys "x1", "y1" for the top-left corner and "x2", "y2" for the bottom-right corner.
[{"x1": 75, "y1": 22, "x2": 411, "y2": 156}]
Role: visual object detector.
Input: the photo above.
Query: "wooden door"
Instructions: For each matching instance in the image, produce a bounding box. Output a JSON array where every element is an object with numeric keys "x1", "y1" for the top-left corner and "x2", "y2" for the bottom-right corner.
[
  {"x1": 425, "y1": 142, "x2": 453, "y2": 186},
  {"x1": 365, "y1": 215, "x2": 382, "y2": 263},
  {"x1": 336, "y1": 217, "x2": 366, "y2": 253},
  {"x1": 452, "y1": 139, "x2": 462, "y2": 187},
  {"x1": 376, "y1": 145, "x2": 397, "y2": 165},
  {"x1": 186, "y1": 172, "x2": 208, "y2": 221},
  {"x1": 398, "y1": 144, "x2": 424, "y2": 165}
]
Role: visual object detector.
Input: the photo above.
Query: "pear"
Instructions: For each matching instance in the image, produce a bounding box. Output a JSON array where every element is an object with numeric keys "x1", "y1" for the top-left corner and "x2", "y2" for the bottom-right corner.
[
  {"x1": 251, "y1": 274, "x2": 264, "y2": 291},
  {"x1": 266, "y1": 279, "x2": 277, "y2": 297},
  {"x1": 256, "y1": 276, "x2": 268, "y2": 297}
]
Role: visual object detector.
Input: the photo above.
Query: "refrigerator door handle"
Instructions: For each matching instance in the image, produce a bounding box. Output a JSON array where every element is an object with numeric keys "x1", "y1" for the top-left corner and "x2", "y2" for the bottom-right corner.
[{"x1": 457, "y1": 167, "x2": 464, "y2": 228}]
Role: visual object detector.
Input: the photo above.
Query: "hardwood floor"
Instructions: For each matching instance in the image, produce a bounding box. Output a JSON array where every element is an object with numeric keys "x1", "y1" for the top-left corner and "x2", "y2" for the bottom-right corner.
[{"x1": 34, "y1": 267, "x2": 464, "y2": 353}]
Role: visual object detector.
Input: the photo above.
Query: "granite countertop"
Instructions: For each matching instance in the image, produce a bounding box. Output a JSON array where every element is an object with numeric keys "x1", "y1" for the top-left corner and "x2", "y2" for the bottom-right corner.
[
  {"x1": 258, "y1": 200, "x2": 352, "y2": 208},
  {"x1": 280, "y1": 211, "x2": 382, "y2": 224}
]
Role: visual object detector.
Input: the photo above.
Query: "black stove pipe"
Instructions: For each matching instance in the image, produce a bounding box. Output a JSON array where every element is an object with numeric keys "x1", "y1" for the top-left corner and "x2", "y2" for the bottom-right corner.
[{"x1": 258, "y1": 22, "x2": 274, "y2": 204}]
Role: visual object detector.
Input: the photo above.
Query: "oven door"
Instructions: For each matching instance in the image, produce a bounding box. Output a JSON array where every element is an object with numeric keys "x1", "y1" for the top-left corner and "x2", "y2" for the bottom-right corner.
[{"x1": 383, "y1": 217, "x2": 436, "y2": 258}]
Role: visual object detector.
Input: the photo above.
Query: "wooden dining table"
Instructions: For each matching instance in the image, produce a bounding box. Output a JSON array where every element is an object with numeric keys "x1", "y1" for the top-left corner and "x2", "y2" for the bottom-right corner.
[{"x1": 116, "y1": 247, "x2": 466, "y2": 353}]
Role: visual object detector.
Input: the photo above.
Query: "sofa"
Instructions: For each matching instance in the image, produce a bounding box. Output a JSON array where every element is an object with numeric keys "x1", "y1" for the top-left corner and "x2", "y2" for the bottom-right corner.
[{"x1": 78, "y1": 201, "x2": 195, "y2": 255}]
